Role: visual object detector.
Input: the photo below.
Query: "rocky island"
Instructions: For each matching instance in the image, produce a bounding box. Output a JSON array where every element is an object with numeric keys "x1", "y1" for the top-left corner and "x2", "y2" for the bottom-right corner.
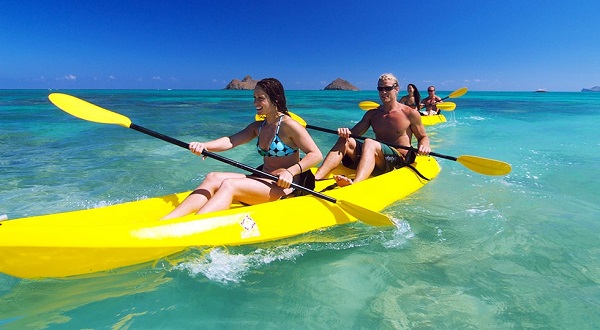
[
  {"x1": 324, "y1": 78, "x2": 360, "y2": 91},
  {"x1": 224, "y1": 75, "x2": 258, "y2": 90},
  {"x1": 581, "y1": 86, "x2": 600, "y2": 92},
  {"x1": 223, "y1": 76, "x2": 360, "y2": 91}
]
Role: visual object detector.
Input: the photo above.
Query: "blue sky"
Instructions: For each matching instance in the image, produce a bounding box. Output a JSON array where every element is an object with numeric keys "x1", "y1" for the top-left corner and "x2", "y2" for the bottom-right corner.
[{"x1": 2, "y1": 0, "x2": 599, "y2": 91}]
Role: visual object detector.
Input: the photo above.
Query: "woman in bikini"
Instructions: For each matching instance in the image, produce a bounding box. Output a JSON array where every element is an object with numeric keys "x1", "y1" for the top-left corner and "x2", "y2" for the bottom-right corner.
[
  {"x1": 399, "y1": 83, "x2": 421, "y2": 112},
  {"x1": 162, "y1": 78, "x2": 322, "y2": 219}
]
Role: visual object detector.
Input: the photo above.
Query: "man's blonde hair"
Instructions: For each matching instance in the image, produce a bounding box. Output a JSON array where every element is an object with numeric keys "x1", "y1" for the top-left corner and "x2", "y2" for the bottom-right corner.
[{"x1": 378, "y1": 73, "x2": 399, "y2": 87}]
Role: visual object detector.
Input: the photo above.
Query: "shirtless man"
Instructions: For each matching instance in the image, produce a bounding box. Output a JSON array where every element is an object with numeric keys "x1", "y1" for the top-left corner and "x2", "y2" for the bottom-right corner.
[
  {"x1": 421, "y1": 85, "x2": 442, "y2": 116},
  {"x1": 314, "y1": 73, "x2": 431, "y2": 186}
]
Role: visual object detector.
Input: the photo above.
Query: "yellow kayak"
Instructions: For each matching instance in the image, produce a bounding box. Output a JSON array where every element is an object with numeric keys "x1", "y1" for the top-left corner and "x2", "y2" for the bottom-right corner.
[
  {"x1": 0, "y1": 157, "x2": 440, "y2": 279},
  {"x1": 421, "y1": 114, "x2": 447, "y2": 126}
]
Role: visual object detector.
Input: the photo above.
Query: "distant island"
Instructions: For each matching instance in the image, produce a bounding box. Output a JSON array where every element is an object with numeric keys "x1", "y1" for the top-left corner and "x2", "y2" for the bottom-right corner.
[
  {"x1": 224, "y1": 75, "x2": 258, "y2": 90},
  {"x1": 581, "y1": 86, "x2": 600, "y2": 92},
  {"x1": 323, "y1": 78, "x2": 359, "y2": 91},
  {"x1": 224, "y1": 76, "x2": 360, "y2": 91}
]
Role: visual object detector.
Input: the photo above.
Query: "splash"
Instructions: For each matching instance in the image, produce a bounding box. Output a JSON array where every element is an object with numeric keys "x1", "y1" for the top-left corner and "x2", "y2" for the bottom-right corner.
[
  {"x1": 175, "y1": 220, "x2": 416, "y2": 284},
  {"x1": 175, "y1": 246, "x2": 304, "y2": 284},
  {"x1": 382, "y1": 218, "x2": 415, "y2": 248}
]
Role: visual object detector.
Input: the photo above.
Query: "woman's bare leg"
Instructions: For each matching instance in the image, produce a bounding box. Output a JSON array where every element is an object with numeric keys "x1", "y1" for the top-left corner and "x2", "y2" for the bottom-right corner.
[
  {"x1": 161, "y1": 172, "x2": 245, "y2": 219},
  {"x1": 197, "y1": 176, "x2": 288, "y2": 214}
]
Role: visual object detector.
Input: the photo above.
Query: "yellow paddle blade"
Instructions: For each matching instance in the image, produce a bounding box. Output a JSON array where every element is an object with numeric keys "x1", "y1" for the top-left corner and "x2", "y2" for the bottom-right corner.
[
  {"x1": 359, "y1": 101, "x2": 379, "y2": 110},
  {"x1": 336, "y1": 200, "x2": 394, "y2": 226},
  {"x1": 49, "y1": 93, "x2": 132, "y2": 128},
  {"x1": 457, "y1": 155, "x2": 512, "y2": 176},
  {"x1": 448, "y1": 87, "x2": 468, "y2": 99},
  {"x1": 255, "y1": 111, "x2": 307, "y2": 127},
  {"x1": 436, "y1": 102, "x2": 456, "y2": 111}
]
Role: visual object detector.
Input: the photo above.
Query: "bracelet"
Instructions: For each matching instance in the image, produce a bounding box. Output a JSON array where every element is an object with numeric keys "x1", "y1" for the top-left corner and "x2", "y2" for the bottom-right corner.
[
  {"x1": 296, "y1": 162, "x2": 303, "y2": 173},
  {"x1": 285, "y1": 168, "x2": 294, "y2": 176}
]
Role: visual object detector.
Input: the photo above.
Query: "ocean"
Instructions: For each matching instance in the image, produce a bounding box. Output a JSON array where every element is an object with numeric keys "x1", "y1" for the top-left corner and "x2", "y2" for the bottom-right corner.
[{"x1": 1, "y1": 89, "x2": 599, "y2": 329}]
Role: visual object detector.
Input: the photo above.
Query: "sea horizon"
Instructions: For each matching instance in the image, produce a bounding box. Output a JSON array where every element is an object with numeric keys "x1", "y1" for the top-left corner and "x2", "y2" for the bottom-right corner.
[{"x1": 2, "y1": 88, "x2": 598, "y2": 92}]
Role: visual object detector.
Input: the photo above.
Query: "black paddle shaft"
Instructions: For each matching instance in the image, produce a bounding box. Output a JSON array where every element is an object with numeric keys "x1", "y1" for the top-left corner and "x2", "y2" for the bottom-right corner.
[
  {"x1": 304, "y1": 124, "x2": 458, "y2": 162},
  {"x1": 129, "y1": 123, "x2": 337, "y2": 203}
]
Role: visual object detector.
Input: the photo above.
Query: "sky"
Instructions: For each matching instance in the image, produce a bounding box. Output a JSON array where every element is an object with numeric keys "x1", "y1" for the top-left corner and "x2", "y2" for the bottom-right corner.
[{"x1": 1, "y1": 0, "x2": 599, "y2": 91}]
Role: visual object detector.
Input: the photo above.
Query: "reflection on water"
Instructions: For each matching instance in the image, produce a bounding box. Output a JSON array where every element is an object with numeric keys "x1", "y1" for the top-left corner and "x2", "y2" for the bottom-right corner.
[{"x1": 0, "y1": 266, "x2": 172, "y2": 329}]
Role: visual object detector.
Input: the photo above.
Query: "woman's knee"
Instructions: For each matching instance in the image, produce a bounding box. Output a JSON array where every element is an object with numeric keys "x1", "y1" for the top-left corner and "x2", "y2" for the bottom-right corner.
[
  {"x1": 205, "y1": 171, "x2": 228, "y2": 181},
  {"x1": 199, "y1": 172, "x2": 226, "y2": 187},
  {"x1": 216, "y1": 177, "x2": 243, "y2": 194}
]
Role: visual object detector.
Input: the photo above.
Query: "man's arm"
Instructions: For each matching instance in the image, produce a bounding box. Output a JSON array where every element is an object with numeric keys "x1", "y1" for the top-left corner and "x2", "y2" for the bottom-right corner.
[
  {"x1": 349, "y1": 110, "x2": 374, "y2": 136},
  {"x1": 407, "y1": 111, "x2": 431, "y2": 155}
]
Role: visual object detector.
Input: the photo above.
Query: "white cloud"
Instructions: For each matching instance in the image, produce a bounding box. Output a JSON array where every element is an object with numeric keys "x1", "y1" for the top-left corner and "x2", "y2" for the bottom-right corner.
[
  {"x1": 465, "y1": 79, "x2": 486, "y2": 84},
  {"x1": 56, "y1": 74, "x2": 76, "y2": 81},
  {"x1": 152, "y1": 76, "x2": 161, "y2": 80}
]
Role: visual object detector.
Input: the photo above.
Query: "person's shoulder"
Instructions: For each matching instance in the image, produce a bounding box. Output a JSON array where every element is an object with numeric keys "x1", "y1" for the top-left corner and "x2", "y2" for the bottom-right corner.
[
  {"x1": 243, "y1": 120, "x2": 262, "y2": 135},
  {"x1": 363, "y1": 106, "x2": 381, "y2": 115},
  {"x1": 248, "y1": 120, "x2": 263, "y2": 129},
  {"x1": 281, "y1": 114, "x2": 306, "y2": 131},
  {"x1": 360, "y1": 106, "x2": 383, "y2": 123}
]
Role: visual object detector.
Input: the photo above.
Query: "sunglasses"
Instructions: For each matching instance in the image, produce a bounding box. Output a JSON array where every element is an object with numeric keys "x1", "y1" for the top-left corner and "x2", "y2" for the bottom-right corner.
[
  {"x1": 377, "y1": 85, "x2": 396, "y2": 92},
  {"x1": 428, "y1": 89, "x2": 435, "y2": 92}
]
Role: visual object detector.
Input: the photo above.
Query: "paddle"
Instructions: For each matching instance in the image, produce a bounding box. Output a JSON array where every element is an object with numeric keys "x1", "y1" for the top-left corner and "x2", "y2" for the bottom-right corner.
[
  {"x1": 360, "y1": 87, "x2": 468, "y2": 111},
  {"x1": 303, "y1": 125, "x2": 511, "y2": 176},
  {"x1": 359, "y1": 101, "x2": 456, "y2": 111},
  {"x1": 440, "y1": 87, "x2": 468, "y2": 101},
  {"x1": 49, "y1": 93, "x2": 394, "y2": 226}
]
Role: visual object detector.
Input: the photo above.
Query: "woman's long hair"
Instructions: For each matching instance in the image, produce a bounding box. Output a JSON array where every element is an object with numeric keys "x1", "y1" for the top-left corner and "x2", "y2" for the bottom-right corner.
[
  {"x1": 408, "y1": 83, "x2": 421, "y2": 108},
  {"x1": 256, "y1": 78, "x2": 289, "y2": 115}
]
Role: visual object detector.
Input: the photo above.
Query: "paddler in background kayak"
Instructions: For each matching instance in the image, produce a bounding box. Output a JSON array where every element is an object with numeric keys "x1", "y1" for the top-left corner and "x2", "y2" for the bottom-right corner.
[
  {"x1": 314, "y1": 73, "x2": 431, "y2": 187},
  {"x1": 421, "y1": 85, "x2": 443, "y2": 115},
  {"x1": 399, "y1": 83, "x2": 421, "y2": 111},
  {"x1": 161, "y1": 78, "x2": 323, "y2": 219}
]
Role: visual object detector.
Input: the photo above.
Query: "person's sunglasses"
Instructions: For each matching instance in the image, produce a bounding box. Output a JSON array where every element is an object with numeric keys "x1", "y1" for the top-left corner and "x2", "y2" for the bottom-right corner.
[{"x1": 377, "y1": 85, "x2": 396, "y2": 92}]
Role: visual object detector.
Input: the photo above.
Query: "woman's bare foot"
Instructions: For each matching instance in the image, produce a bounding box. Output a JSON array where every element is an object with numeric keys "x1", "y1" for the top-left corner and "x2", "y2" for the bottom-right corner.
[{"x1": 333, "y1": 175, "x2": 353, "y2": 187}]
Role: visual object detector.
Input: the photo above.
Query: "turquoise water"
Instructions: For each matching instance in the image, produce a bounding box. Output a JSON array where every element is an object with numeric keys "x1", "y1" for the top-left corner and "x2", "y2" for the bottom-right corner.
[{"x1": 1, "y1": 89, "x2": 599, "y2": 328}]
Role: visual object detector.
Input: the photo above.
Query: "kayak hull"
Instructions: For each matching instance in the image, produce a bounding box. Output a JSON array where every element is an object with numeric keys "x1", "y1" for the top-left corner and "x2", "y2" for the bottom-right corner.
[
  {"x1": 0, "y1": 156, "x2": 440, "y2": 279},
  {"x1": 421, "y1": 114, "x2": 447, "y2": 126}
]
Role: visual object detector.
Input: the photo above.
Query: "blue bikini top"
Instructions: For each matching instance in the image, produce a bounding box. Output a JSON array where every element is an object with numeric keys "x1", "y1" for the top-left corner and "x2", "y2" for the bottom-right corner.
[{"x1": 257, "y1": 116, "x2": 298, "y2": 157}]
